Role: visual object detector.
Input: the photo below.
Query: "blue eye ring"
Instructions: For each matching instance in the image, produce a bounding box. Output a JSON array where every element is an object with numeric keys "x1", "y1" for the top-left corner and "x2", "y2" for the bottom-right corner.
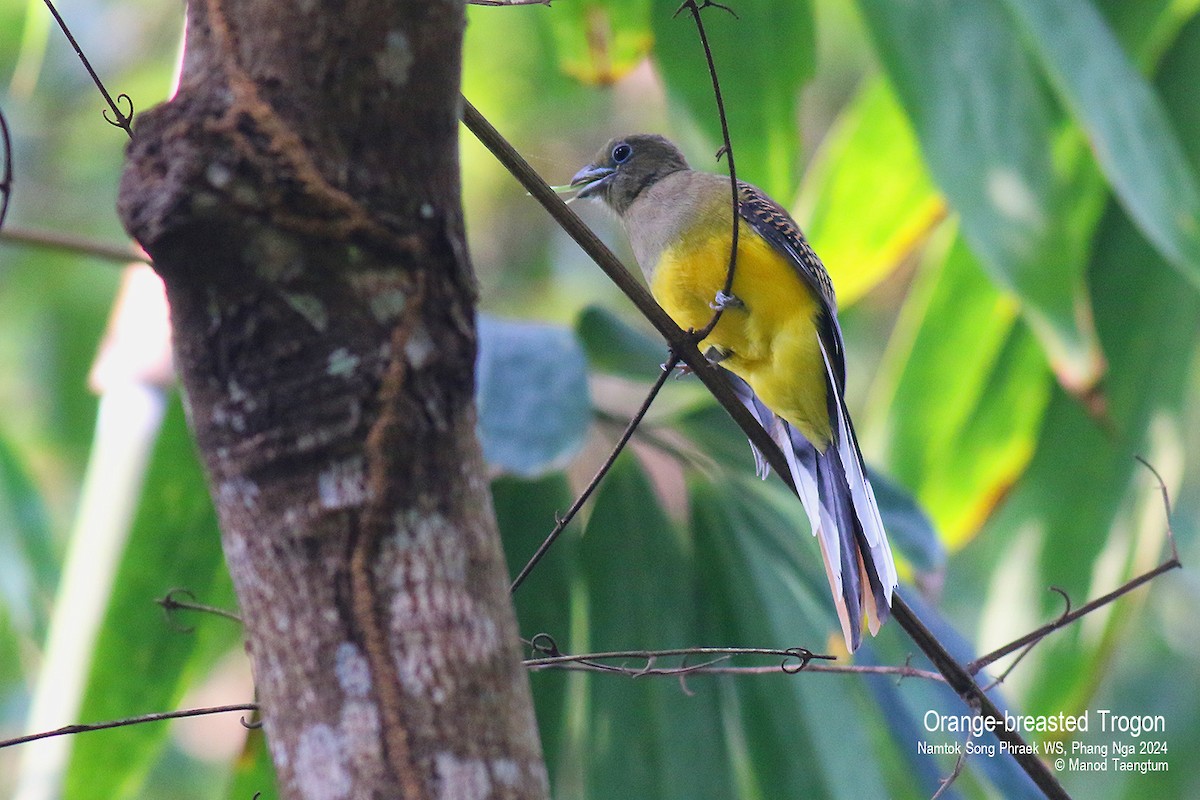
[{"x1": 612, "y1": 143, "x2": 632, "y2": 164}]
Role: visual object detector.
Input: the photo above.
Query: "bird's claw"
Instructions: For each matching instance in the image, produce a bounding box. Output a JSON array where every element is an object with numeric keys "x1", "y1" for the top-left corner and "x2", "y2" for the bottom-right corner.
[
  {"x1": 710, "y1": 291, "x2": 744, "y2": 311},
  {"x1": 703, "y1": 346, "x2": 730, "y2": 366}
]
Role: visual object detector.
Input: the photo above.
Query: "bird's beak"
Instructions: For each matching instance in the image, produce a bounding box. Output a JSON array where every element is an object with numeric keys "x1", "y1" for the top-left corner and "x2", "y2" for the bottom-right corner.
[{"x1": 569, "y1": 164, "x2": 615, "y2": 199}]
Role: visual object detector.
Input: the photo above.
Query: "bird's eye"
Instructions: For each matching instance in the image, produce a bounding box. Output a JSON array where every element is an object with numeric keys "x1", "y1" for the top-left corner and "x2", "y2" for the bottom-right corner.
[{"x1": 611, "y1": 143, "x2": 632, "y2": 164}]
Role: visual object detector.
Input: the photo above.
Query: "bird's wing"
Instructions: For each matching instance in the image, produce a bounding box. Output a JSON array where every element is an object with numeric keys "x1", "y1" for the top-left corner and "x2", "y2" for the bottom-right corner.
[
  {"x1": 737, "y1": 181, "x2": 898, "y2": 625},
  {"x1": 735, "y1": 182, "x2": 846, "y2": 393}
]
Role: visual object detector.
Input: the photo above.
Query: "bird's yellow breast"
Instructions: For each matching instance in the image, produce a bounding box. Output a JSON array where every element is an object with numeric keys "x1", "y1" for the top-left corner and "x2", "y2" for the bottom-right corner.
[{"x1": 651, "y1": 220, "x2": 833, "y2": 446}]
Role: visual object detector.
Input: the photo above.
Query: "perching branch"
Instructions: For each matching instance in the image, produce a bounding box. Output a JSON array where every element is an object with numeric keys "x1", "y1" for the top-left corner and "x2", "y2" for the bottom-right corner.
[{"x1": 460, "y1": 97, "x2": 1072, "y2": 800}]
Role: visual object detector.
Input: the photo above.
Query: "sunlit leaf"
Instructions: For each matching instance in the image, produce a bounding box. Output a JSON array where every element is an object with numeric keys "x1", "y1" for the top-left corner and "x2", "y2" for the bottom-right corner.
[
  {"x1": 856, "y1": 0, "x2": 1105, "y2": 391},
  {"x1": 799, "y1": 77, "x2": 944, "y2": 306},
  {"x1": 545, "y1": 0, "x2": 653, "y2": 85},
  {"x1": 652, "y1": 0, "x2": 814, "y2": 198},
  {"x1": 476, "y1": 315, "x2": 592, "y2": 478},
  {"x1": 868, "y1": 233, "x2": 1052, "y2": 548}
]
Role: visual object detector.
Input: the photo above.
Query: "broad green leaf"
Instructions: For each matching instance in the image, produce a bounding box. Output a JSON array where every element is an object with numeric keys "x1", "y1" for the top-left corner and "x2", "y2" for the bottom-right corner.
[
  {"x1": 856, "y1": 0, "x2": 1104, "y2": 390},
  {"x1": 476, "y1": 315, "x2": 592, "y2": 478},
  {"x1": 0, "y1": 434, "x2": 56, "y2": 638},
  {"x1": 493, "y1": 473, "x2": 574, "y2": 790},
  {"x1": 1002, "y1": 0, "x2": 1200, "y2": 289},
  {"x1": 223, "y1": 729, "x2": 278, "y2": 800},
  {"x1": 1096, "y1": 0, "x2": 1200, "y2": 68},
  {"x1": 691, "y1": 475, "x2": 895, "y2": 799},
  {"x1": 579, "y1": 454, "x2": 737, "y2": 799},
  {"x1": 64, "y1": 398, "x2": 239, "y2": 800},
  {"x1": 868, "y1": 232, "x2": 1051, "y2": 548},
  {"x1": 544, "y1": 0, "x2": 653, "y2": 85},
  {"x1": 798, "y1": 77, "x2": 944, "y2": 306},
  {"x1": 652, "y1": 0, "x2": 814, "y2": 198},
  {"x1": 968, "y1": 12, "x2": 1200, "y2": 725},
  {"x1": 575, "y1": 305, "x2": 666, "y2": 382},
  {"x1": 8, "y1": 0, "x2": 51, "y2": 99}
]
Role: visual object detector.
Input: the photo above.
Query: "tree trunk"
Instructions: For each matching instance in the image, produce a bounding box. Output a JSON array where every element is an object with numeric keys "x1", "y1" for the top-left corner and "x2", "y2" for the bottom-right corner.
[{"x1": 117, "y1": 1, "x2": 547, "y2": 797}]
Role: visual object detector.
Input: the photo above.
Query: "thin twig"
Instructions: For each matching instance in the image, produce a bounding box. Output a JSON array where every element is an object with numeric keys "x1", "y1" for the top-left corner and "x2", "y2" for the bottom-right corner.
[
  {"x1": 0, "y1": 106, "x2": 12, "y2": 231},
  {"x1": 0, "y1": 223, "x2": 146, "y2": 264},
  {"x1": 157, "y1": 588, "x2": 244, "y2": 632},
  {"x1": 979, "y1": 588, "x2": 1071, "y2": 692},
  {"x1": 462, "y1": 98, "x2": 1070, "y2": 799},
  {"x1": 42, "y1": 0, "x2": 133, "y2": 137},
  {"x1": 968, "y1": 457, "x2": 1181, "y2": 675},
  {"x1": 510, "y1": 353, "x2": 681, "y2": 593},
  {"x1": 673, "y1": 0, "x2": 740, "y2": 341},
  {"x1": 931, "y1": 728, "x2": 973, "y2": 800},
  {"x1": 468, "y1": 0, "x2": 551, "y2": 5},
  {"x1": 0, "y1": 703, "x2": 258, "y2": 750}
]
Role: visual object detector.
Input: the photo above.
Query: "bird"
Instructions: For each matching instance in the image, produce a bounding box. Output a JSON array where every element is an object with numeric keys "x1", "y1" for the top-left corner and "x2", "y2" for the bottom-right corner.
[{"x1": 570, "y1": 134, "x2": 898, "y2": 652}]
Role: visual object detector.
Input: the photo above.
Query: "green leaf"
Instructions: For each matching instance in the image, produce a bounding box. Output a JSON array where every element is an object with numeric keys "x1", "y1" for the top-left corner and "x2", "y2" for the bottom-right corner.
[
  {"x1": 856, "y1": 0, "x2": 1105, "y2": 390},
  {"x1": 476, "y1": 315, "x2": 592, "y2": 478},
  {"x1": 690, "y1": 475, "x2": 895, "y2": 799},
  {"x1": 653, "y1": 0, "x2": 814, "y2": 198},
  {"x1": 544, "y1": 0, "x2": 654, "y2": 85},
  {"x1": 1002, "y1": 0, "x2": 1200, "y2": 288},
  {"x1": 64, "y1": 398, "x2": 240, "y2": 800},
  {"x1": 868, "y1": 231, "x2": 1051, "y2": 548},
  {"x1": 967, "y1": 12, "x2": 1200, "y2": 721},
  {"x1": 0, "y1": 434, "x2": 56, "y2": 638},
  {"x1": 575, "y1": 305, "x2": 666, "y2": 382},
  {"x1": 223, "y1": 729, "x2": 278, "y2": 800},
  {"x1": 493, "y1": 473, "x2": 574, "y2": 790},
  {"x1": 579, "y1": 454, "x2": 737, "y2": 799},
  {"x1": 798, "y1": 77, "x2": 944, "y2": 307}
]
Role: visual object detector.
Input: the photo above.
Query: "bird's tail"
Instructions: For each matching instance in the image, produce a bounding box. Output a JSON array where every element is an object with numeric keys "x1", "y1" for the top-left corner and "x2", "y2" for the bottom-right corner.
[{"x1": 725, "y1": 370, "x2": 898, "y2": 652}]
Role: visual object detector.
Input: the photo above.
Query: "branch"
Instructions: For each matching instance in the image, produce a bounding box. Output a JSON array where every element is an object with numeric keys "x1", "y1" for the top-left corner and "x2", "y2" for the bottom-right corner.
[
  {"x1": 524, "y1": 645, "x2": 944, "y2": 683},
  {"x1": 0, "y1": 223, "x2": 145, "y2": 264},
  {"x1": 0, "y1": 703, "x2": 258, "y2": 750},
  {"x1": 43, "y1": 0, "x2": 133, "y2": 136},
  {"x1": 460, "y1": 100, "x2": 1071, "y2": 799},
  {"x1": 969, "y1": 457, "x2": 1182, "y2": 675},
  {"x1": 157, "y1": 588, "x2": 244, "y2": 632}
]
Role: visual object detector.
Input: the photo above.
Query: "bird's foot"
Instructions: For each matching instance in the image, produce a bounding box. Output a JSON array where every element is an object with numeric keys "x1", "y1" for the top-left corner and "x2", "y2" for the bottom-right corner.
[
  {"x1": 710, "y1": 290, "x2": 745, "y2": 311},
  {"x1": 703, "y1": 346, "x2": 730, "y2": 365}
]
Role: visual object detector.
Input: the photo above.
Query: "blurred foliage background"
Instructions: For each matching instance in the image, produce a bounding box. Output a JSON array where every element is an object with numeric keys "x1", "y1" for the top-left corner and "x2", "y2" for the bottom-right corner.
[{"x1": 2, "y1": 0, "x2": 1200, "y2": 798}]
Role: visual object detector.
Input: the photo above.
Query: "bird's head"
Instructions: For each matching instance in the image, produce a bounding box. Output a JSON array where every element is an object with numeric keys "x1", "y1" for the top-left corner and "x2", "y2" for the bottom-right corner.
[{"x1": 570, "y1": 134, "x2": 690, "y2": 215}]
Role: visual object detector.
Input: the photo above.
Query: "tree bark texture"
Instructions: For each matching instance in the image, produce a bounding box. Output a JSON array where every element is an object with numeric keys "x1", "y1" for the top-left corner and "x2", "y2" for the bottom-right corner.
[{"x1": 117, "y1": 1, "x2": 547, "y2": 798}]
